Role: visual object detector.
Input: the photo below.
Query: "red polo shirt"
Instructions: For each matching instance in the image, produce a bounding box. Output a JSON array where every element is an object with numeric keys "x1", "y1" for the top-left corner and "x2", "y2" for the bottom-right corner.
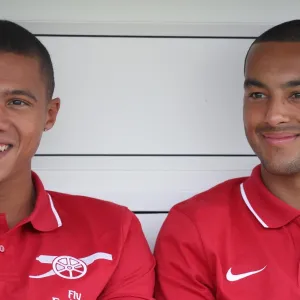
[
  {"x1": 0, "y1": 172, "x2": 155, "y2": 299},
  {"x1": 154, "y1": 164, "x2": 300, "y2": 299}
]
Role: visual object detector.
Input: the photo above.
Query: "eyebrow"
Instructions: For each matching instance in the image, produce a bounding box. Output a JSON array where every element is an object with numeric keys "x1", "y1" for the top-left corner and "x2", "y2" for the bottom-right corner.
[
  {"x1": 282, "y1": 80, "x2": 300, "y2": 88},
  {"x1": 244, "y1": 78, "x2": 300, "y2": 90},
  {"x1": 244, "y1": 78, "x2": 267, "y2": 89},
  {"x1": 3, "y1": 89, "x2": 37, "y2": 102}
]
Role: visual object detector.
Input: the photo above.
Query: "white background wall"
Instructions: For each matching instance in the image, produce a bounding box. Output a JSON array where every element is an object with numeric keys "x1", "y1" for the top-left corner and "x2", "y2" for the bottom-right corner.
[
  {"x1": 0, "y1": 1, "x2": 298, "y2": 250},
  {"x1": 1, "y1": 0, "x2": 299, "y2": 23},
  {"x1": 1, "y1": 0, "x2": 300, "y2": 36}
]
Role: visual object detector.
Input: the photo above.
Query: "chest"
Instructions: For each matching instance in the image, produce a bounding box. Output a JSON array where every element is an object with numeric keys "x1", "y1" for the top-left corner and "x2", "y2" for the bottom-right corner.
[
  {"x1": 0, "y1": 229, "x2": 120, "y2": 299},
  {"x1": 208, "y1": 221, "x2": 300, "y2": 299}
]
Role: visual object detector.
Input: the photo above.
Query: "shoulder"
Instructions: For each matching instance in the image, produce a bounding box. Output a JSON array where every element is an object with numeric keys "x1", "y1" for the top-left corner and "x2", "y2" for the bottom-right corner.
[
  {"x1": 176, "y1": 177, "x2": 245, "y2": 213},
  {"x1": 167, "y1": 176, "x2": 248, "y2": 232},
  {"x1": 48, "y1": 191, "x2": 135, "y2": 231},
  {"x1": 155, "y1": 176, "x2": 250, "y2": 263}
]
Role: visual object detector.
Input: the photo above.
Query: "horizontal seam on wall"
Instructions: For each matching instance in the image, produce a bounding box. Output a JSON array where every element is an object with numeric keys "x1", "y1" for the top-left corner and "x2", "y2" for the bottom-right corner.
[
  {"x1": 34, "y1": 153, "x2": 256, "y2": 157},
  {"x1": 35, "y1": 34, "x2": 255, "y2": 39}
]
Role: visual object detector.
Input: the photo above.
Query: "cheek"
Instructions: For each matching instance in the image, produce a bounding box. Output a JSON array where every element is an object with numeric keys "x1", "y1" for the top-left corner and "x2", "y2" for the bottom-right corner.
[
  {"x1": 17, "y1": 115, "x2": 45, "y2": 150},
  {"x1": 243, "y1": 103, "x2": 264, "y2": 133},
  {"x1": 243, "y1": 106, "x2": 254, "y2": 133}
]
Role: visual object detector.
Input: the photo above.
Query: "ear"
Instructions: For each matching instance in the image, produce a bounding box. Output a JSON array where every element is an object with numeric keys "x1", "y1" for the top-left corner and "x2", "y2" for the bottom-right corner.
[{"x1": 44, "y1": 97, "x2": 60, "y2": 131}]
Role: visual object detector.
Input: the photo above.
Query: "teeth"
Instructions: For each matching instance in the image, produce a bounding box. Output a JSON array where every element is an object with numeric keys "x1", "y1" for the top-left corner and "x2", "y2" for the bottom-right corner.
[{"x1": 0, "y1": 145, "x2": 9, "y2": 152}]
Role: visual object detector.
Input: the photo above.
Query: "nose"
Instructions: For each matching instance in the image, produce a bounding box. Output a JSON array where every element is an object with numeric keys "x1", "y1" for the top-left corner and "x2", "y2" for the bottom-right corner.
[{"x1": 264, "y1": 96, "x2": 290, "y2": 127}]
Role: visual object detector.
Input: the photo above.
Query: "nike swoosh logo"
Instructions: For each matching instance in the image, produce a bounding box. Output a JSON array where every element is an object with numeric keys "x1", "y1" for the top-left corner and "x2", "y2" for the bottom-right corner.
[{"x1": 226, "y1": 266, "x2": 267, "y2": 282}]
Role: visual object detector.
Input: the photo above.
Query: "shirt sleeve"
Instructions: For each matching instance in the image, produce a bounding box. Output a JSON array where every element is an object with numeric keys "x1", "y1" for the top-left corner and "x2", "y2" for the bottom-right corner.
[
  {"x1": 154, "y1": 207, "x2": 215, "y2": 300},
  {"x1": 99, "y1": 210, "x2": 155, "y2": 300}
]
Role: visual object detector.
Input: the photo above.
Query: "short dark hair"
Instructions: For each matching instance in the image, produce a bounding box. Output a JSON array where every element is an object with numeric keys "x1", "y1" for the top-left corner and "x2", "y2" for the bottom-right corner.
[
  {"x1": 0, "y1": 20, "x2": 54, "y2": 98},
  {"x1": 255, "y1": 19, "x2": 300, "y2": 42},
  {"x1": 244, "y1": 20, "x2": 300, "y2": 71}
]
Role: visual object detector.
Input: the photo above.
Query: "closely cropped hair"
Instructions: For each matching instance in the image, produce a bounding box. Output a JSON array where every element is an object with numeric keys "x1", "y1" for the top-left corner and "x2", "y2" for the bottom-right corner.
[
  {"x1": 244, "y1": 20, "x2": 300, "y2": 70},
  {"x1": 0, "y1": 20, "x2": 54, "y2": 98},
  {"x1": 255, "y1": 20, "x2": 300, "y2": 43}
]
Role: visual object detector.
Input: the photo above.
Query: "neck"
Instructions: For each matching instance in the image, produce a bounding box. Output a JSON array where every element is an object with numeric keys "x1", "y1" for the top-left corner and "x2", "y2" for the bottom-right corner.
[
  {"x1": 0, "y1": 169, "x2": 35, "y2": 228},
  {"x1": 261, "y1": 166, "x2": 300, "y2": 210}
]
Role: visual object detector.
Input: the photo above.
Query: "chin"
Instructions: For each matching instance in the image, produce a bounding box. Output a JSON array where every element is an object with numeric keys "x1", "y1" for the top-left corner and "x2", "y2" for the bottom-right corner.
[{"x1": 260, "y1": 159, "x2": 300, "y2": 176}]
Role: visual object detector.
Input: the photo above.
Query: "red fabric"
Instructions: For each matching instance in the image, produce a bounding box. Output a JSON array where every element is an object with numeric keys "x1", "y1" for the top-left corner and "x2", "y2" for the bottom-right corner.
[
  {"x1": 155, "y1": 164, "x2": 300, "y2": 299},
  {"x1": 0, "y1": 172, "x2": 155, "y2": 299}
]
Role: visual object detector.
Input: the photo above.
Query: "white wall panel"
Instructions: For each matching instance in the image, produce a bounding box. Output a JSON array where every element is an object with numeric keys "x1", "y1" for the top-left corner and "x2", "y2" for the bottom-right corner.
[
  {"x1": 136, "y1": 214, "x2": 166, "y2": 251},
  {"x1": 32, "y1": 156, "x2": 259, "y2": 211},
  {"x1": 1, "y1": 0, "x2": 299, "y2": 25},
  {"x1": 36, "y1": 37, "x2": 253, "y2": 155},
  {"x1": 19, "y1": 22, "x2": 272, "y2": 37}
]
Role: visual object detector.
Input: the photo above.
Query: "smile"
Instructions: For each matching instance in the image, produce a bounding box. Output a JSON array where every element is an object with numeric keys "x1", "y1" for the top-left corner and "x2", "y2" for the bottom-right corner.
[
  {"x1": 0, "y1": 144, "x2": 11, "y2": 152},
  {"x1": 262, "y1": 133, "x2": 300, "y2": 145}
]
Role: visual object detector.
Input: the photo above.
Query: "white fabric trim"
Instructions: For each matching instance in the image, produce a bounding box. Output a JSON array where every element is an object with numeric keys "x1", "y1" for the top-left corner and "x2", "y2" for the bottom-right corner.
[
  {"x1": 240, "y1": 183, "x2": 268, "y2": 228},
  {"x1": 48, "y1": 194, "x2": 62, "y2": 227}
]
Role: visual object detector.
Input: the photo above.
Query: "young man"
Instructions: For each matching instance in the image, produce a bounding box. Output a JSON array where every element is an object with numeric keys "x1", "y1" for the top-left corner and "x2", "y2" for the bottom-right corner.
[
  {"x1": 0, "y1": 20, "x2": 155, "y2": 299},
  {"x1": 154, "y1": 20, "x2": 300, "y2": 299}
]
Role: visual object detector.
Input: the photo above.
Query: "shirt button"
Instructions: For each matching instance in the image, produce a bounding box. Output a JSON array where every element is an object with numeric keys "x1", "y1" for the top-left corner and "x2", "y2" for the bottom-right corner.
[{"x1": 0, "y1": 245, "x2": 5, "y2": 252}]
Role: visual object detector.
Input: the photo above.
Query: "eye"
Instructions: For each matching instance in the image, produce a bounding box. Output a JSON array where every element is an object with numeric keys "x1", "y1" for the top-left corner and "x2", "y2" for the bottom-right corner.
[
  {"x1": 249, "y1": 92, "x2": 267, "y2": 99},
  {"x1": 291, "y1": 92, "x2": 300, "y2": 99},
  {"x1": 8, "y1": 99, "x2": 29, "y2": 106}
]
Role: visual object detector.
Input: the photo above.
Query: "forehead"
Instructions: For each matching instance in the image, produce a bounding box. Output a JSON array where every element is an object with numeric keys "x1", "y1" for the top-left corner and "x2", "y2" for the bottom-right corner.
[
  {"x1": 0, "y1": 52, "x2": 46, "y2": 97},
  {"x1": 245, "y1": 42, "x2": 300, "y2": 84}
]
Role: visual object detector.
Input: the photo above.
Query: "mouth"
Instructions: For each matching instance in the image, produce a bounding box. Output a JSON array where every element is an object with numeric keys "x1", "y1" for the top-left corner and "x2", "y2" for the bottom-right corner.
[
  {"x1": 261, "y1": 133, "x2": 300, "y2": 145},
  {"x1": 0, "y1": 144, "x2": 13, "y2": 157}
]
